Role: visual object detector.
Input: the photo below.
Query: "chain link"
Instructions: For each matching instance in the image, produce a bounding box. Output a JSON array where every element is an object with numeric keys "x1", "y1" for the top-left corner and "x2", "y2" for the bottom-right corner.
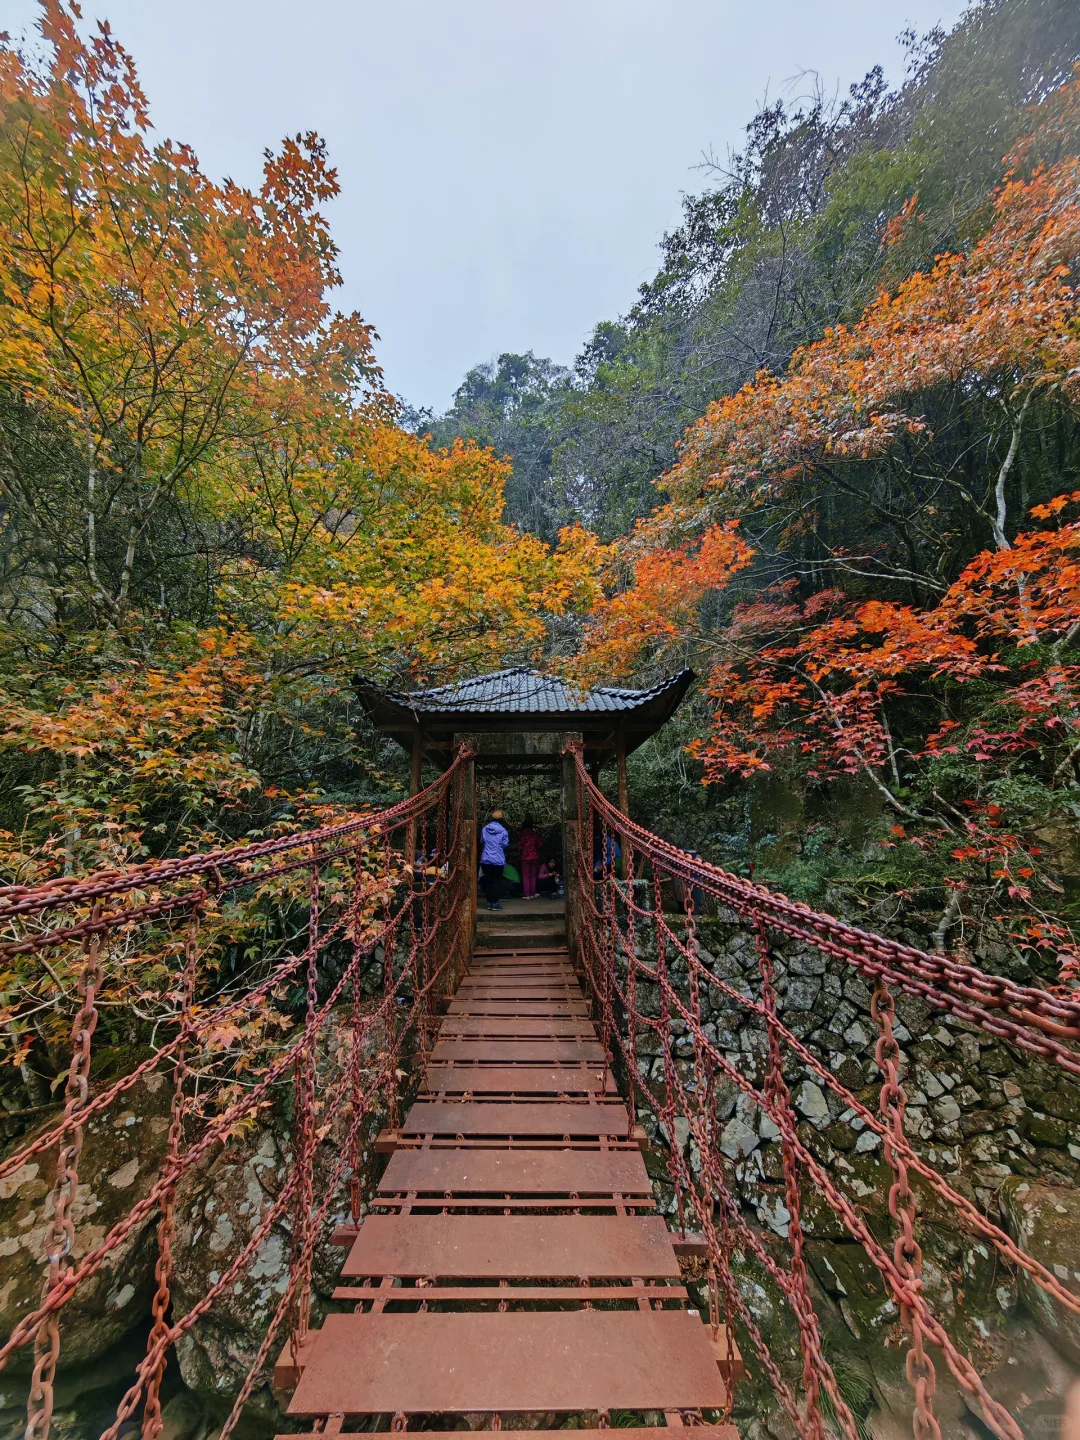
[
  {"x1": 570, "y1": 748, "x2": 1032, "y2": 1440},
  {"x1": 140, "y1": 909, "x2": 202, "y2": 1440},
  {"x1": 755, "y1": 919, "x2": 859, "y2": 1440},
  {"x1": 289, "y1": 850, "x2": 323, "y2": 1354},
  {"x1": 25, "y1": 910, "x2": 104, "y2": 1440},
  {"x1": 872, "y1": 974, "x2": 943, "y2": 1440}
]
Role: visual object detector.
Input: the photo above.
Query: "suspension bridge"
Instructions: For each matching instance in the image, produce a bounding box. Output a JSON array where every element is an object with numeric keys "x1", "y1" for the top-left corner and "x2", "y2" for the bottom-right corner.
[{"x1": 2, "y1": 668, "x2": 1079, "y2": 1440}]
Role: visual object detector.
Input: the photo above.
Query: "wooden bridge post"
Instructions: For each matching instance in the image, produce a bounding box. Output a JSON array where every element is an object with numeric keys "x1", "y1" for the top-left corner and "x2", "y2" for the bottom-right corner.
[
  {"x1": 405, "y1": 724, "x2": 424, "y2": 877},
  {"x1": 461, "y1": 747, "x2": 477, "y2": 967},
  {"x1": 561, "y1": 733, "x2": 583, "y2": 961},
  {"x1": 615, "y1": 727, "x2": 629, "y2": 816}
]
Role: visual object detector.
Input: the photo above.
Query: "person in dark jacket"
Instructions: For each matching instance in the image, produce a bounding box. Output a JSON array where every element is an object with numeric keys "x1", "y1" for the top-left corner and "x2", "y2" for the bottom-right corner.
[
  {"x1": 479, "y1": 810, "x2": 510, "y2": 910},
  {"x1": 518, "y1": 815, "x2": 542, "y2": 899},
  {"x1": 593, "y1": 832, "x2": 621, "y2": 877},
  {"x1": 672, "y1": 850, "x2": 706, "y2": 915}
]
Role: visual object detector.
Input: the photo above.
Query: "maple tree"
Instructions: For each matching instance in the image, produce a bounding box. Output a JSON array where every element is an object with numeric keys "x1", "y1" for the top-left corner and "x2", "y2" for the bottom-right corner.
[
  {"x1": 0, "y1": 3, "x2": 602, "y2": 869},
  {"x1": 0, "y1": 4, "x2": 603, "y2": 1092},
  {"x1": 0, "y1": 3, "x2": 389, "y2": 623},
  {"x1": 637, "y1": 71, "x2": 1080, "y2": 571},
  {"x1": 579, "y1": 77, "x2": 1080, "y2": 979}
]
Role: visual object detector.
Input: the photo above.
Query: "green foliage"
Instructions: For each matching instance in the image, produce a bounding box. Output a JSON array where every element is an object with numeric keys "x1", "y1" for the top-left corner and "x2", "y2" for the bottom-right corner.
[
  {"x1": 407, "y1": 351, "x2": 572, "y2": 540},
  {"x1": 428, "y1": 0, "x2": 1080, "y2": 547},
  {"x1": 550, "y1": 0, "x2": 1080, "y2": 973}
]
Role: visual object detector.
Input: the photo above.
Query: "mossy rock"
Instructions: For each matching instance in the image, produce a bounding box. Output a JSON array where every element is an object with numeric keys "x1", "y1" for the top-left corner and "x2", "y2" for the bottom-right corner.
[{"x1": 1001, "y1": 1177, "x2": 1080, "y2": 1365}]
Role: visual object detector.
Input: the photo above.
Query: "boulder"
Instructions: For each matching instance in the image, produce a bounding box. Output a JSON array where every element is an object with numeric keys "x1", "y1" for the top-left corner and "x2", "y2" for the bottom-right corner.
[
  {"x1": 793, "y1": 1080, "x2": 829, "y2": 1127},
  {"x1": 0, "y1": 1072, "x2": 173, "y2": 1372},
  {"x1": 170, "y1": 1007, "x2": 391, "y2": 1417},
  {"x1": 171, "y1": 1127, "x2": 294, "y2": 1419},
  {"x1": 1001, "y1": 1177, "x2": 1080, "y2": 1365}
]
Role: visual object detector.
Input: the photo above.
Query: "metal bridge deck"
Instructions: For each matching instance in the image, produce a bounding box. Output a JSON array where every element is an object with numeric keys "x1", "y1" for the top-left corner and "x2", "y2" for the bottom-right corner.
[{"x1": 276, "y1": 942, "x2": 737, "y2": 1435}]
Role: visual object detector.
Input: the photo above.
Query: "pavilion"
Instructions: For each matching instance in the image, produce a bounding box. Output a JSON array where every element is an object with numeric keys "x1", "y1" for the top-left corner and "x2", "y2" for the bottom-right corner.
[
  {"x1": 353, "y1": 665, "x2": 694, "y2": 808},
  {"x1": 354, "y1": 665, "x2": 694, "y2": 947}
]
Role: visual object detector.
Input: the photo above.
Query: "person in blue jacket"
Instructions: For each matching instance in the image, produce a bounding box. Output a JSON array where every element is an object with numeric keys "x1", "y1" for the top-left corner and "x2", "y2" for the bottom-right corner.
[{"x1": 479, "y1": 809, "x2": 510, "y2": 911}]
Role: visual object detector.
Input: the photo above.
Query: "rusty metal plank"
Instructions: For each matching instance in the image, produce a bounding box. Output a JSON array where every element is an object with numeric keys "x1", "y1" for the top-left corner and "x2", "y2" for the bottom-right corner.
[
  {"x1": 466, "y1": 971, "x2": 576, "y2": 980},
  {"x1": 475, "y1": 937, "x2": 567, "y2": 952},
  {"x1": 464, "y1": 981, "x2": 578, "y2": 990},
  {"x1": 281, "y1": 1431, "x2": 739, "y2": 1440},
  {"x1": 281, "y1": 1428, "x2": 736, "y2": 1439},
  {"x1": 467, "y1": 967, "x2": 574, "y2": 975},
  {"x1": 459, "y1": 976, "x2": 578, "y2": 984},
  {"x1": 464, "y1": 978, "x2": 576, "y2": 986},
  {"x1": 461, "y1": 967, "x2": 575, "y2": 977},
  {"x1": 448, "y1": 996, "x2": 588, "y2": 1009},
  {"x1": 439, "y1": 1019, "x2": 595, "y2": 1037},
  {"x1": 402, "y1": 1103, "x2": 629, "y2": 1137},
  {"x1": 456, "y1": 995, "x2": 581, "y2": 1005},
  {"x1": 377, "y1": 1147, "x2": 653, "y2": 1196},
  {"x1": 455, "y1": 995, "x2": 582, "y2": 1004},
  {"x1": 333, "y1": 1285, "x2": 688, "y2": 1302},
  {"x1": 470, "y1": 958, "x2": 572, "y2": 964},
  {"x1": 376, "y1": 1134, "x2": 644, "y2": 1154},
  {"x1": 380, "y1": 1200, "x2": 653, "y2": 1213},
  {"x1": 341, "y1": 1215, "x2": 679, "y2": 1279},
  {"x1": 457, "y1": 984, "x2": 580, "y2": 995},
  {"x1": 671, "y1": 1232, "x2": 709, "y2": 1258},
  {"x1": 460, "y1": 973, "x2": 578, "y2": 983},
  {"x1": 287, "y1": 1311, "x2": 728, "y2": 1415},
  {"x1": 437, "y1": 1013, "x2": 596, "y2": 1036},
  {"x1": 423, "y1": 1066, "x2": 613, "y2": 1095},
  {"x1": 446, "y1": 1000, "x2": 589, "y2": 1016},
  {"x1": 468, "y1": 962, "x2": 574, "y2": 971},
  {"x1": 272, "y1": 1329, "x2": 320, "y2": 1389},
  {"x1": 471, "y1": 950, "x2": 571, "y2": 956},
  {"x1": 468, "y1": 963, "x2": 573, "y2": 971},
  {"x1": 430, "y1": 1040, "x2": 606, "y2": 1063},
  {"x1": 467, "y1": 975, "x2": 576, "y2": 983}
]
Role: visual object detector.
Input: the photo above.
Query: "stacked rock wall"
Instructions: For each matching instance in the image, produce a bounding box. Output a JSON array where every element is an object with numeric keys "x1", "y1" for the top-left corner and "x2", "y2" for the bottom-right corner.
[
  {"x1": 0, "y1": 1005, "x2": 397, "y2": 1440},
  {"x1": 622, "y1": 906, "x2": 1080, "y2": 1438}
]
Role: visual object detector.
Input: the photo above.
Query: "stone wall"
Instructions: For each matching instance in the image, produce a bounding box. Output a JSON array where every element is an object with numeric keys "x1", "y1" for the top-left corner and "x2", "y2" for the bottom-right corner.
[
  {"x1": 623, "y1": 907, "x2": 1080, "y2": 1439},
  {"x1": 0, "y1": 1005, "x2": 398, "y2": 1440}
]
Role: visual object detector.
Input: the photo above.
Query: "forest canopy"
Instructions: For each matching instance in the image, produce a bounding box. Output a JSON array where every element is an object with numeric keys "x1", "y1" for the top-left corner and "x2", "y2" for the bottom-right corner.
[
  {"x1": 0, "y1": 1, "x2": 603, "y2": 881},
  {"x1": 424, "y1": 0, "x2": 1080, "y2": 981},
  {"x1": 2, "y1": 0, "x2": 1080, "y2": 988}
]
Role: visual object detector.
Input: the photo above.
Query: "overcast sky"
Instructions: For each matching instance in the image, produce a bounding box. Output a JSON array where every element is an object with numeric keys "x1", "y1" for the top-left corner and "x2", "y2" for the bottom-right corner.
[{"x1": 7, "y1": 1, "x2": 970, "y2": 411}]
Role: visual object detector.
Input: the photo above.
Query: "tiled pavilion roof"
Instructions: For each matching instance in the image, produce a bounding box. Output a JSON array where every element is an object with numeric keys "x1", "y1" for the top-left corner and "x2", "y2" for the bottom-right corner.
[
  {"x1": 353, "y1": 666, "x2": 695, "y2": 768},
  {"x1": 383, "y1": 667, "x2": 687, "y2": 716}
]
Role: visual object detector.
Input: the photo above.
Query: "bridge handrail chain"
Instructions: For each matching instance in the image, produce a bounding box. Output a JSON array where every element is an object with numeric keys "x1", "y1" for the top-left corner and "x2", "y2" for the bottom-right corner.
[
  {"x1": 2, "y1": 749, "x2": 473, "y2": 1440},
  {"x1": 614, "y1": 897, "x2": 1080, "y2": 1321},
  {"x1": 573, "y1": 830, "x2": 1080, "y2": 1321},
  {"x1": 0, "y1": 759, "x2": 468, "y2": 921},
  {"x1": 568, "y1": 746, "x2": 1074, "y2": 1440},
  {"x1": 0, "y1": 764, "x2": 468, "y2": 1184},
  {"x1": 568, "y1": 745, "x2": 1080, "y2": 1044}
]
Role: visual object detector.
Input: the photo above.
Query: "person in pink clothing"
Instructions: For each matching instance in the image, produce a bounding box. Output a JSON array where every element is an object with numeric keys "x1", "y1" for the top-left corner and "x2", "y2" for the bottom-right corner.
[{"x1": 517, "y1": 816, "x2": 542, "y2": 898}]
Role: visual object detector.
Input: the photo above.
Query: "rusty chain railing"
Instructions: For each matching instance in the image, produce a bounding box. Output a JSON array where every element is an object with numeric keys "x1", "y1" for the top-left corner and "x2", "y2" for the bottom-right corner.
[
  {"x1": 0, "y1": 749, "x2": 474, "y2": 1440},
  {"x1": 6, "y1": 735, "x2": 1079, "y2": 1440},
  {"x1": 568, "y1": 743, "x2": 1080, "y2": 1440}
]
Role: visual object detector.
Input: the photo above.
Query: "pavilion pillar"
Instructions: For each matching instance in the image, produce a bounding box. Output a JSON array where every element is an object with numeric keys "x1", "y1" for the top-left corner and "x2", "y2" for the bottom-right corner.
[
  {"x1": 615, "y1": 728, "x2": 629, "y2": 816},
  {"x1": 410, "y1": 727, "x2": 424, "y2": 795},
  {"x1": 561, "y1": 732, "x2": 584, "y2": 963},
  {"x1": 406, "y1": 725, "x2": 423, "y2": 868},
  {"x1": 459, "y1": 746, "x2": 477, "y2": 968}
]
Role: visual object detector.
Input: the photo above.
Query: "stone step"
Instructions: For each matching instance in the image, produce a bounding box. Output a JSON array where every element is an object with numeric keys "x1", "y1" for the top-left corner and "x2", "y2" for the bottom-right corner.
[{"x1": 475, "y1": 926, "x2": 566, "y2": 950}]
